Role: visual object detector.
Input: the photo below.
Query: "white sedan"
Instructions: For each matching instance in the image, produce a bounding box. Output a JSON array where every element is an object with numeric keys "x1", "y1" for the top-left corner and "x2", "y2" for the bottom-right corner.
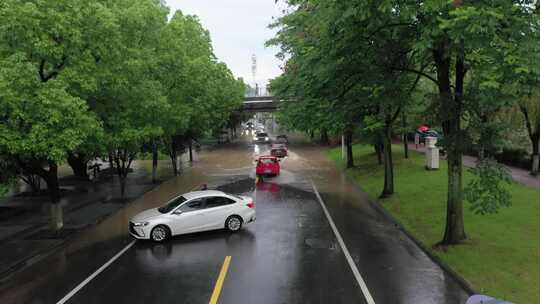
[{"x1": 129, "y1": 190, "x2": 256, "y2": 242}]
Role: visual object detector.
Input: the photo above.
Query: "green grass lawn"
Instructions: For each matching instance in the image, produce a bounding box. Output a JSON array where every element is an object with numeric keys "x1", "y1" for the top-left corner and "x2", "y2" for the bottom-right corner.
[{"x1": 328, "y1": 144, "x2": 540, "y2": 304}]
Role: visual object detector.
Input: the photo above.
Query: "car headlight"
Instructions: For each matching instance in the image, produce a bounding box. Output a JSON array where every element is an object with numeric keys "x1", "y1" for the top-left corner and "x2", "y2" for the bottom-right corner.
[
  {"x1": 265, "y1": 137, "x2": 269, "y2": 140},
  {"x1": 133, "y1": 222, "x2": 149, "y2": 227}
]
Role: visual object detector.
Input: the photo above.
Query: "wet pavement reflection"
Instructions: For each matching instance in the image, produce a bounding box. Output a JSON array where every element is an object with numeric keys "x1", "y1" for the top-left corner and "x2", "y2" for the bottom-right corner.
[{"x1": 0, "y1": 134, "x2": 469, "y2": 304}]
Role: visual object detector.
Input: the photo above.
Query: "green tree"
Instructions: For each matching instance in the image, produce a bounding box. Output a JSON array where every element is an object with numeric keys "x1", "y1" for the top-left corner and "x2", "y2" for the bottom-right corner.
[
  {"x1": 408, "y1": 0, "x2": 536, "y2": 244},
  {"x1": 97, "y1": 0, "x2": 169, "y2": 196},
  {"x1": 270, "y1": 0, "x2": 538, "y2": 245},
  {"x1": 156, "y1": 12, "x2": 243, "y2": 176},
  {"x1": 0, "y1": 0, "x2": 115, "y2": 230},
  {"x1": 517, "y1": 94, "x2": 540, "y2": 175}
]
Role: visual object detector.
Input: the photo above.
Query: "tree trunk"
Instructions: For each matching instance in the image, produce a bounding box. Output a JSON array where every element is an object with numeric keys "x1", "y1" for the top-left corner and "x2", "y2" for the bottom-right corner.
[
  {"x1": 442, "y1": 144, "x2": 465, "y2": 244},
  {"x1": 403, "y1": 133, "x2": 409, "y2": 159},
  {"x1": 170, "y1": 139, "x2": 178, "y2": 176},
  {"x1": 374, "y1": 139, "x2": 383, "y2": 165},
  {"x1": 188, "y1": 140, "x2": 193, "y2": 162},
  {"x1": 531, "y1": 136, "x2": 539, "y2": 176},
  {"x1": 152, "y1": 141, "x2": 158, "y2": 184},
  {"x1": 43, "y1": 162, "x2": 63, "y2": 231},
  {"x1": 113, "y1": 149, "x2": 135, "y2": 200},
  {"x1": 320, "y1": 128, "x2": 329, "y2": 145},
  {"x1": 345, "y1": 128, "x2": 354, "y2": 168},
  {"x1": 520, "y1": 106, "x2": 539, "y2": 176},
  {"x1": 310, "y1": 129, "x2": 315, "y2": 140},
  {"x1": 435, "y1": 39, "x2": 466, "y2": 245},
  {"x1": 381, "y1": 128, "x2": 394, "y2": 198},
  {"x1": 170, "y1": 152, "x2": 178, "y2": 176},
  {"x1": 402, "y1": 112, "x2": 409, "y2": 159},
  {"x1": 67, "y1": 152, "x2": 89, "y2": 178},
  {"x1": 120, "y1": 175, "x2": 127, "y2": 198},
  {"x1": 108, "y1": 152, "x2": 114, "y2": 171}
]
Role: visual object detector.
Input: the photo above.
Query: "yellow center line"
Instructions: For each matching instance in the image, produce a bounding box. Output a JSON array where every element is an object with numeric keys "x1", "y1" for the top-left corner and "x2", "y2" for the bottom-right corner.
[{"x1": 209, "y1": 256, "x2": 232, "y2": 304}]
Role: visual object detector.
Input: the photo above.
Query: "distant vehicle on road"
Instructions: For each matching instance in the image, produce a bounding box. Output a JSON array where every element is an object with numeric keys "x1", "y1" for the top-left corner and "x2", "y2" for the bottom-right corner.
[
  {"x1": 256, "y1": 156, "x2": 280, "y2": 176},
  {"x1": 244, "y1": 122, "x2": 255, "y2": 131},
  {"x1": 130, "y1": 190, "x2": 256, "y2": 242},
  {"x1": 275, "y1": 135, "x2": 288, "y2": 144},
  {"x1": 270, "y1": 144, "x2": 288, "y2": 158},
  {"x1": 253, "y1": 132, "x2": 270, "y2": 143}
]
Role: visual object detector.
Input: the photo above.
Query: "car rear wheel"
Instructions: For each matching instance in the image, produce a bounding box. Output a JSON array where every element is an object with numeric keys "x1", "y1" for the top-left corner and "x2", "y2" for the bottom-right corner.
[
  {"x1": 151, "y1": 225, "x2": 170, "y2": 242},
  {"x1": 225, "y1": 216, "x2": 243, "y2": 232}
]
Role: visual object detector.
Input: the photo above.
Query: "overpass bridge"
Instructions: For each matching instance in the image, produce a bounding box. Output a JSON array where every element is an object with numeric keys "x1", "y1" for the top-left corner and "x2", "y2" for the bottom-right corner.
[{"x1": 241, "y1": 96, "x2": 279, "y2": 112}]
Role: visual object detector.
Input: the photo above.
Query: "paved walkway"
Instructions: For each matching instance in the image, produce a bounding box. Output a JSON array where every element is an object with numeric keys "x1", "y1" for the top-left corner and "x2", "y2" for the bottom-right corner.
[
  {"x1": 0, "y1": 158, "x2": 182, "y2": 279},
  {"x1": 404, "y1": 141, "x2": 540, "y2": 189}
]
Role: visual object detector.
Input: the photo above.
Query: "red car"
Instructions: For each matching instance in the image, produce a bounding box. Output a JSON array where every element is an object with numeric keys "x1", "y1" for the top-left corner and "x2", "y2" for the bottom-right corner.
[
  {"x1": 270, "y1": 144, "x2": 288, "y2": 158},
  {"x1": 256, "y1": 156, "x2": 280, "y2": 176}
]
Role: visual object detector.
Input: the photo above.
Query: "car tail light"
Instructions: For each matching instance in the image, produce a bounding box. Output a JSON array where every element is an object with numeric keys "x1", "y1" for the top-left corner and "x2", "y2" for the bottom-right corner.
[{"x1": 247, "y1": 201, "x2": 255, "y2": 209}]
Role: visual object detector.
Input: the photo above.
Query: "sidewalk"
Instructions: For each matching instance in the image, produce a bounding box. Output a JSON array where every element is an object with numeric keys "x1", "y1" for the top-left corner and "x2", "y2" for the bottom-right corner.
[
  {"x1": 404, "y1": 141, "x2": 540, "y2": 189},
  {"x1": 0, "y1": 160, "x2": 175, "y2": 280}
]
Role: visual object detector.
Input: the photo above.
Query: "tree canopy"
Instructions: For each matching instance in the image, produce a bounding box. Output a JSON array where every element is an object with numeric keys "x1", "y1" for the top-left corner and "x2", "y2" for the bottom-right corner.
[
  {"x1": 269, "y1": 0, "x2": 539, "y2": 245},
  {"x1": 0, "y1": 0, "x2": 244, "y2": 229}
]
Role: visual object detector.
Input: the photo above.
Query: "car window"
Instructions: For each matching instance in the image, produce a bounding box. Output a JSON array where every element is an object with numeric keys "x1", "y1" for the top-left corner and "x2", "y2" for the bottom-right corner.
[
  {"x1": 206, "y1": 196, "x2": 235, "y2": 208},
  {"x1": 158, "y1": 196, "x2": 187, "y2": 213},
  {"x1": 177, "y1": 198, "x2": 205, "y2": 213},
  {"x1": 260, "y1": 158, "x2": 275, "y2": 164}
]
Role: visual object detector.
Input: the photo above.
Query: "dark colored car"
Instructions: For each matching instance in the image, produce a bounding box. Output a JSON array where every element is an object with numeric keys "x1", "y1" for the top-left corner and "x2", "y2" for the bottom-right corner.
[
  {"x1": 245, "y1": 122, "x2": 254, "y2": 130},
  {"x1": 270, "y1": 144, "x2": 288, "y2": 158},
  {"x1": 275, "y1": 135, "x2": 288, "y2": 144}
]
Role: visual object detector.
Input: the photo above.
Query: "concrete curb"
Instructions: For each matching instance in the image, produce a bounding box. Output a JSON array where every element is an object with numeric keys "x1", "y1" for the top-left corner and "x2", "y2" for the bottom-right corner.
[{"x1": 339, "y1": 171, "x2": 477, "y2": 296}]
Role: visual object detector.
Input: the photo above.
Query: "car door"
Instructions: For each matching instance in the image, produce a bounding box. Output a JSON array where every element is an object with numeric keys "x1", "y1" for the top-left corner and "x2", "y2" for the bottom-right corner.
[
  {"x1": 202, "y1": 196, "x2": 237, "y2": 230},
  {"x1": 169, "y1": 198, "x2": 207, "y2": 235}
]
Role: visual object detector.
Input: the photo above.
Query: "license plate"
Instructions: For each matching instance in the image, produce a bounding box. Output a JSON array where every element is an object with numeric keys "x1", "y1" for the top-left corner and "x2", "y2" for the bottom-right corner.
[{"x1": 264, "y1": 169, "x2": 272, "y2": 173}]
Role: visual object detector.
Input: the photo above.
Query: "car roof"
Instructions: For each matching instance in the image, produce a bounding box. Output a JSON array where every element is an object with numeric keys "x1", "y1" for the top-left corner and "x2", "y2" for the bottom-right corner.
[
  {"x1": 258, "y1": 155, "x2": 277, "y2": 159},
  {"x1": 182, "y1": 190, "x2": 228, "y2": 200}
]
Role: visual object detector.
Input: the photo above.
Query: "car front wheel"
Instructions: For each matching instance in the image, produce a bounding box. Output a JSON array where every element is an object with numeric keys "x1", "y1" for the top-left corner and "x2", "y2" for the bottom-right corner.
[
  {"x1": 151, "y1": 225, "x2": 170, "y2": 242},
  {"x1": 225, "y1": 216, "x2": 243, "y2": 232}
]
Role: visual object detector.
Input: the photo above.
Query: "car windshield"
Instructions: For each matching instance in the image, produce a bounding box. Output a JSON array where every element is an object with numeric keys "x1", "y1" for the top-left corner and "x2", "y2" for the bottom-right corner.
[
  {"x1": 260, "y1": 158, "x2": 275, "y2": 164},
  {"x1": 158, "y1": 196, "x2": 187, "y2": 213}
]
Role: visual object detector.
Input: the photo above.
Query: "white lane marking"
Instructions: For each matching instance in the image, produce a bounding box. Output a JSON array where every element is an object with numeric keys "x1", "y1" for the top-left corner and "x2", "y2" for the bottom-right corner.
[
  {"x1": 310, "y1": 180, "x2": 376, "y2": 304},
  {"x1": 56, "y1": 240, "x2": 135, "y2": 304}
]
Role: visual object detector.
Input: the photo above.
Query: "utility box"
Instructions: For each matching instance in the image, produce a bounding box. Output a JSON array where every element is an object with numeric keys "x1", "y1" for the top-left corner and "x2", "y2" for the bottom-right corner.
[{"x1": 425, "y1": 136, "x2": 439, "y2": 170}]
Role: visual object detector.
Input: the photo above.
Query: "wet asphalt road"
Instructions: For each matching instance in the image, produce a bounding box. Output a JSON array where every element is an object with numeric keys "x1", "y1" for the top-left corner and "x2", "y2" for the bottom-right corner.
[{"x1": 0, "y1": 134, "x2": 470, "y2": 304}]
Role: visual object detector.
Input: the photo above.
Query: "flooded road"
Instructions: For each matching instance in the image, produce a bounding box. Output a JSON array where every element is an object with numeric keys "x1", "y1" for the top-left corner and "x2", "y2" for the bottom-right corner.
[{"x1": 0, "y1": 135, "x2": 470, "y2": 304}]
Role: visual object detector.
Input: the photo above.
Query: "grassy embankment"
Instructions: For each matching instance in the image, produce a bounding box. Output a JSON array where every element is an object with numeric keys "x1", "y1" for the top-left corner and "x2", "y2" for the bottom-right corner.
[{"x1": 328, "y1": 144, "x2": 540, "y2": 304}]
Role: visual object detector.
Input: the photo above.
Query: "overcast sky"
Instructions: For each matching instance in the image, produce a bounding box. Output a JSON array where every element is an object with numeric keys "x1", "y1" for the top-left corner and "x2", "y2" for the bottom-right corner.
[{"x1": 165, "y1": 0, "x2": 288, "y2": 88}]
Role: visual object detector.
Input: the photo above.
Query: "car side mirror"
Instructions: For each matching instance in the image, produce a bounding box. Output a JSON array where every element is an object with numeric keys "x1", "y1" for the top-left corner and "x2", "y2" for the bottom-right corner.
[{"x1": 173, "y1": 210, "x2": 183, "y2": 215}]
